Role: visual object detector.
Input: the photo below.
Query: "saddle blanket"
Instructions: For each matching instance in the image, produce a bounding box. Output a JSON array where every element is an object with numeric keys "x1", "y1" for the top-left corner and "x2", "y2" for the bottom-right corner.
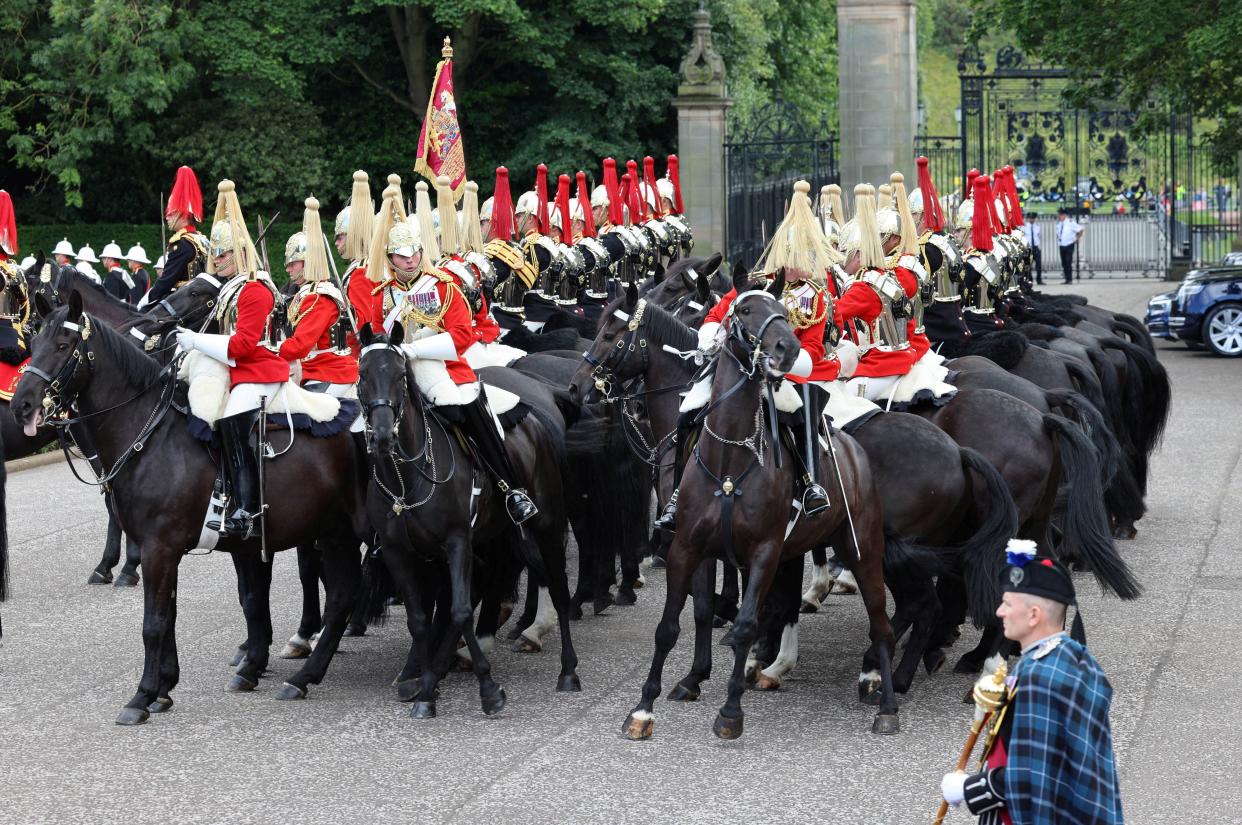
[
  {"x1": 679, "y1": 372, "x2": 803, "y2": 414},
  {"x1": 873, "y1": 355, "x2": 957, "y2": 410},
  {"x1": 179, "y1": 350, "x2": 347, "y2": 430},
  {"x1": 0, "y1": 358, "x2": 28, "y2": 402}
]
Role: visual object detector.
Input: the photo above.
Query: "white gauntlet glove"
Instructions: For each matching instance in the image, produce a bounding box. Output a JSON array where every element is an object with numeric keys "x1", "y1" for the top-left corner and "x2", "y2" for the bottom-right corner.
[
  {"x1": 940, "y1": 772, "x2": 966, "y2": 807},
  {"x1": 696, "y1": 321, "x2": 723, "y2": 353},
  {"x1": 834, "y1": 340, "x2": 860, "y2": 379},
  {"x1": 400, "y1": 332, "x2": 458, "y2": 362},
  {"x1": 175, "y1": 327, "x2": 197, "y2": 353}
]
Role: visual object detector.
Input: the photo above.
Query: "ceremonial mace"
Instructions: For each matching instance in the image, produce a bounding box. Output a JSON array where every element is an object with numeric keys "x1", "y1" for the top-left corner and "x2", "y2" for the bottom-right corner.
[{"x1": 932, "y1": 662, "x2": 1008, "y2": 825}]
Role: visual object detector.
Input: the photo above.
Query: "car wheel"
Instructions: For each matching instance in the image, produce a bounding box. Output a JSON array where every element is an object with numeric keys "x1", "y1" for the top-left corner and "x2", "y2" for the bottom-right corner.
[{"x1": 1204, "y1": 303, "x2": 1242, "y2": 357}]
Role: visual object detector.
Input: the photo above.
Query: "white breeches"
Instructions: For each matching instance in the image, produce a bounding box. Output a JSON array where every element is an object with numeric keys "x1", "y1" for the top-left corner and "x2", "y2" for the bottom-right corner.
[
  {"x1": 842, "y1": 374, "x2": 902, "y2": 403},
  {"x1": 223, "y1": 382, "x2": 283, "y2": 416}
]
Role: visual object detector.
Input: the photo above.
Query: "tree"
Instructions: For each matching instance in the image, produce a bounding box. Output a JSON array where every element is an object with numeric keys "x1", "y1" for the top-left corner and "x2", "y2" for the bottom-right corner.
[{"x1": 972, "y1": 0, "x2": 1242, "y2": 163}]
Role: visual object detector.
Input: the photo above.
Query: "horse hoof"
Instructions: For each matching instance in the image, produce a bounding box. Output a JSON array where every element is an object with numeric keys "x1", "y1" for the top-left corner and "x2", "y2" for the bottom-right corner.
[
  {"x1": 273, "y1": 682, "x2": 307, "y2": 701},
  {"x1": 718, "y1": 628, "x2": 736, "y2": 647},
  {"x1": 615, "y1": 587, "x2": 637, "y2": 606},
  {"x1": 512, "y1": 636, "x2": 542, "y2": 653},
  {"x1": 226, "y1": 673, "x2": 257, "y2": 693},
  {"x1": 622, "y1": 711, "x2": 654, "y2": 740},
  {"x1": 505, "y1": 625, "x2": 525, "y2": 642},
  {"x1": 1113, "y1": 525, "x2": 1137, "y2": 540},
  {"x1": 712, "y1": 712, "x2": 744, "y2": 740},
  {"x1": 481, "y1": 688, "x2": 507, "y2": 716},
  {"x1": 858, "y1": 676, "x2": 882, "y2": 704},
  {"x1": 229, "y1": 647, "x2": 247, "y2": 668},
  {"x1": 953, "y1": 654, "x2": 984, "y2": 675},
  {"x1": 557, "y1": 673, "x2": 582, "y2": 693},
  {"x1": 395, "y1": 679, "x2": 421, "y2": 703},
  {"x1": 871, "y1": 713, "x2": 900, "y2": 735},
  {"x1": 799, "y1": 600, "x2": 820, "y2": 614},
  {"x1": 569, "y1": 604, "x2": 584, "y2": 621},
  {"x1": 923, "y1": 649, "x2": 947, "y2": 675},
  {"x1": 115, "y1": 707, "x2": 149, "y2": 726},
  {"x1": 668, "y1": 683, "x2": 700, "y2": 702},
  {"x1": 411, "y1": 701, "x2": 436, "y2": 719},
  {"x1": 87, "y1": 570, "x2": 113, "y2": 585},
  {"x1": 279, "y1": 642, "x2": 311, "y2": 660},
  {"x1": 754, "y1": 671, "x2": 781, "y2": 691},
  {"x1": 649, "y1": 555, "x2": 666, "y2": 570},
  {"x1": 593, "y1": 595, "x2": 614, "y2": 615},
  {"x1": 147, "y1": 696, "x2": 173, "y2": 714},
  {"x1": 342, "y1": 624, "x2": 366, "y2": 638},
  {"x1": 113, "y1": 571, "x2": 140, "y2": 588}
]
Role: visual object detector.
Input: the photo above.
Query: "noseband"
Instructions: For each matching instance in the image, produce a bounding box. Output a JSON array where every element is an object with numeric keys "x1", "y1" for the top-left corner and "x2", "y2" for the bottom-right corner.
[
  {"x1": 359, "y1": 342, "x2": 409, "y2": 441},
  {"x1": 24, "y1": 314, "x2": 96, "y2": 419},
  {"x1": 727, "y1": 290, "x2": 787, "y2": 379},
  {"x1": 583, "y1": 298, "x2": 650, "y2": 399}
]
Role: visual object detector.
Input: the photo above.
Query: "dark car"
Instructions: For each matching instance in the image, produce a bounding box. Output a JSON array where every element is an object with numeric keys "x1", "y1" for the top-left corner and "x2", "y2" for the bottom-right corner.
[{"x1": 1146, "y1": 264, "x2": 1242, "y2": 356}]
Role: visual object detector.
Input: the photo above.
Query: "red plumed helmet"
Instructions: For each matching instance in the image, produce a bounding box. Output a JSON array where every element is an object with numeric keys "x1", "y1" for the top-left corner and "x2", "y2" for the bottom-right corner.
[
  {"x1": 667, "y1": 155, "x2": 684, "y2": 215},
  {"x1": 555, "y1": 174, "x2": 572, "y2": 244},
  {"x1": 916, "y1": 156, "x2": 944, "y2": 233},
  {"x1": 576, "y1": 171, "x2": 596, "y2": 238},
  {"x1": 489, "y1": 166, "x2": 514, "y2": 241},
  {"x1": 972, "y1": 176, "x2": 994, "y2": 252},
  {"x1": 966, "y1": 168, "x2": 980, "y2": 201},
  {"x1": 988, "y1": 171, "x2": 1007, "y2": 232},
  {"x1": 1003, "y1": 165, "x2": 1024, "y2": 227},
  {"x1": 165, "y1": 165, "x2": 203, "y2": 223},
  {"x1": 0, "y1": 190, "x2": 17, "y2": 256},
  {"x1": 604, "y1": 159, "x2": 623, "y2": 227},
  {"x1": 626, "y1": 160, "x2": 645, "y2": 222},
  {"x1": 535, "y1": 164, "x2": 550, "y2": 236},
  {"x1": 643, "y1": 156, "x2": 660, "y2": 218}
]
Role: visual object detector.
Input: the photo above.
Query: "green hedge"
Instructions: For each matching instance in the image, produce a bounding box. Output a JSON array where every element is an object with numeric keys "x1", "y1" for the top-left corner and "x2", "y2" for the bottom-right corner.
[{"x1": 16, "y1": 221, "x2": 350, "y2": 289}]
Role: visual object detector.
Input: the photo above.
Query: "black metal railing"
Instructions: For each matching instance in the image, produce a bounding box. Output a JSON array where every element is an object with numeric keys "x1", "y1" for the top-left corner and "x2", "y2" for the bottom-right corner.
[{"x1": 914, "y1": 135, "x2": 964, "y2": 203}]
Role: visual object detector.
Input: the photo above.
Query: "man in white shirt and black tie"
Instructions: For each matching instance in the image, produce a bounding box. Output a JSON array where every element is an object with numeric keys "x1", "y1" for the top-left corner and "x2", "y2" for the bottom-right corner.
[
  {"x1": 1056, "y1": 208, "x2": 1084, "y2": 284},
  {"x1": 1023, "y1": 212, "x2": 1042, "y2": 285}
]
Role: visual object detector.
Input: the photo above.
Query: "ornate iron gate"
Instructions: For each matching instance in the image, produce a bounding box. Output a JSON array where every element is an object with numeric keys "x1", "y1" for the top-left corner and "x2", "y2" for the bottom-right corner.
[{"x1": 724, "y1": 96, "x2": 838, "y2": 267}]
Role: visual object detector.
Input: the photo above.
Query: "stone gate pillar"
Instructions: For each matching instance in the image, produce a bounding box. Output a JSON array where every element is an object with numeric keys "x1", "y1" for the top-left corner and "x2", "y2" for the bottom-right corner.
[
  {"x1": 837, "y1": 0, "x2": 918, "y2": 188},
  {"x1": 674, "y1": 6, "x2": 732, "y2": 259}
]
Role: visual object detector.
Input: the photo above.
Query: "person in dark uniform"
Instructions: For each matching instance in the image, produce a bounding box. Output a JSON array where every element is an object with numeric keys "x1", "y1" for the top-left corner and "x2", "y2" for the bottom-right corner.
[
  {"x1": 940, "y1": 540, "x2": 1123, "y2": 824},
  {"x1": 146, "y1": 165, "x2": 208, "y2": 305},
  {"x1": 100, "y1": 241, "x2": 135, "y2": 302},
  {"x1": 124, "y1": 244, "x2": 151, "y2": 304}
]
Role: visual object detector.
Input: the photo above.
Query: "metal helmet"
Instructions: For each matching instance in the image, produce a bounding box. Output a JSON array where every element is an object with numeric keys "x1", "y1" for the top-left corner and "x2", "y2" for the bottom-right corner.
[
  {"x1": 285, "y1": 231, "x2": 308, "y2": 265},
  {"x1": 590, "y1": 185, "x2": 610, "y2": 209},
  {"x1": 955, "y1": 199, "x2": 975, "y2": 230},
  {"x1": 155, "y1": 255, "x2": 166, "y2": 270},
  {"x1": 908, "y1": 188, "x2": 924, "y2": 216},
  {"x1": 209, "y1": 221, "x2": 235, "y2": 258},
  {"x1": 514, "y1": 190, "x2": 539, "y2": 217},
  {"x1": 386, "y1": 221, "x2": 421, "y2": 257},
  {"x1": 480, "y1": 196, "x2": 494, "y2": 222},
  {"x1": 876, "y1": 208, "x2": 901, "y2": 238},
  {"x1": 334, "y1": 205, "x2": 350, "y2": 237}
]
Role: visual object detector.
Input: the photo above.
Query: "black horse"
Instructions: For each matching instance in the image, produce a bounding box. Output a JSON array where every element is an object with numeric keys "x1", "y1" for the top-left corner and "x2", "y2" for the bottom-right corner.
[
  {"x1": 356, "y1": 324, "x2": 580, "y2": 718},
  {"x1": 11, "y1": 292, "x2": 368, "y2": 724}
]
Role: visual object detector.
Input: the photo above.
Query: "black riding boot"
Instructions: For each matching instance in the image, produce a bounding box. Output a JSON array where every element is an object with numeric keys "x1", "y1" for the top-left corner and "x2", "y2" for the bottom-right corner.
[
  {"x1": 795, "y1": 383, "x2": 830, "y2": 515},
  {"x1": 462, "y1": 391, "x2": 538, "y2": 525},
  {"x1": 652, "y1": 411, "x2": 698, "y2": 533},
  {"x1": 208, "y1": 409, "x2": 262, "y2": 539}
]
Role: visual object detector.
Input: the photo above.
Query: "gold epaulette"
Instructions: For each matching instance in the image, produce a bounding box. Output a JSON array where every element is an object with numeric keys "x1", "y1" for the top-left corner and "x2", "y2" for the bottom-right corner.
[
  {"x1": 918, "y1": 230, "x2": 933, "y2": 244},
  {"x1": 432, "y1": 268, "x2": 455, "y2": 285},
  {"x1": 484, "y1": 239, "x2": 537, "y2": 289}
]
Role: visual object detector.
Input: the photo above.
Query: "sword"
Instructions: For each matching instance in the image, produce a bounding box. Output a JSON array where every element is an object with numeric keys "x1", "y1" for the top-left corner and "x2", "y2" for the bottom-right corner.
[
  {"x1": 159, "y1": 191, "x2": 167, "y2": 251},
  {"x1": 254, "y1": 212, "x2": 281, "y2": 274},
  {"x1": 258, "y1": 394, "x2": 270, "y2": 563},
  {"x1": 823, "y1": 422, "x2": 860, "y2": 559},
  {"x1": 322, "y1": 231, "x2": 358, "y2": 335}
]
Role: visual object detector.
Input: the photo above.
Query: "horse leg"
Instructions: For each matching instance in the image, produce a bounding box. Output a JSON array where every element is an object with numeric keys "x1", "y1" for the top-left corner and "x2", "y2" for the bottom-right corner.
[
  {"x1": 393, "y1": 564, "x2": 438, "y2": 701},
  {"x1": 89, "y1": 496, "x2": 123, "y2": 584},
  {"x1": 844, "y1": 518, "x2": 901, "y2": 734},
  {"x1": 276, "y1": 536, "x2": 362, "y2": 700},
  {"x1": 623, "y1": 536, "x2": 700, "y2": 740},
  {"x1": 443, "y1": 532, "x2": 507, "y2": 715},
  {"x1": 505, "y1": 569, "x2": 539, "y2": 641},
  {"x1": 668, "y1": 557, "x2": 715, "y2": 701},
  {"x1": 148, "y1": 571, "x2": 180, "y2": 714},
  {"x1": 800, "y1": 544, "x2": 834, "y2": 612},
  {"x1": 115, "y1": 531, "x2": 141, "y2": 587},
  {"x1": 514, "y1": 581, "x2": 558, "y2": 653},
  {"x1": 889, "y1": 567, "x2": 942, "y2": 695},
  {"x1": 343, "y1": 552, "x2": 376, "y2": 636},
  {"x1": 713, "y1": 542, "x2": 781, "y2": 740},
  {"x1": 616, "y1": 533, "x2": 642, "y2": 605},
  {"x1": 228, "y1": 553, "x2": 273, "y2": 692},
  {"x1": 280, "y1": 543, "x2": 322, "y2": 659},
  {"x1": 756, "y1": 557, "x2": 805, "y2": 690},
  {"x1": 117, "y1": 547, "x2": 180, "y2": 725},
  {"x1": 529, "y1": 530, "x2": 581, "y2": 691},
  {"x1": 714, "y1": 561, "x2": 741, "y2": 626}
]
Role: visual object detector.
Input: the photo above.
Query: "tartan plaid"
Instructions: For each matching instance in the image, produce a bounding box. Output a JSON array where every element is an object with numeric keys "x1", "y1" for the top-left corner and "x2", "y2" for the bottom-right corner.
[{"x1": 1004, "y1": 635, "x2": 1124, "y2": 824}]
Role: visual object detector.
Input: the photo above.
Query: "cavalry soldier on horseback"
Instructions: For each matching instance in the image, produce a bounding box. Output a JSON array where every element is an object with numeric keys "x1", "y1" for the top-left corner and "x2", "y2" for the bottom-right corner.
[
  {"x1": 280, "y1": 197, "x2": 358, "y2": 396},
  {"x1": 52, "y1": 237, "x2": 75, "y2": 268},
  {"x1": 0, "y1": 190, "x2": 31, "y2": 365},
  {"x1": 956, "y1": 176, "x2": 1007, "y2": 335},
  {"x1": 124, "y1": 244, "x2": 152, "y2": 305},
  {"x1": 333, "y1": 170, "x2": 376, "y2": 353},
  {"x1": 176, "y1": 180, "x2": 289, "y2": 539},
  {"x1": 909, "y1": 156, "x2": 970, "y2": 345},
  {"x1": 147, "y1": 166, "x2": 208, "y2": 305},
  {"x1": 100, "y1": 241, "x2": 138, "y2": 304},
  {"x1": 940, "y1": 540, "x2": 1123, "y2": 824},
  {"x1": 369, "y1": 184, "x2": 539, "y2": 525},
  {"x1": 654, "y1": 180, "x2": 840, "y2": 531}
]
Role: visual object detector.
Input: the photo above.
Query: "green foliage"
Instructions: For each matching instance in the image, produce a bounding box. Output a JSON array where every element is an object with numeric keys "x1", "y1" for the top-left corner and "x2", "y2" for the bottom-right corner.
[{"x1": 972, "y1": 0, "x2": 1242, "y2": 163}]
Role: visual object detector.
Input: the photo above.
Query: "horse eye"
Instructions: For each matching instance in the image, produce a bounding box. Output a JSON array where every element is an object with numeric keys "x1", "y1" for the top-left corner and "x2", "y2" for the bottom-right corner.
[{"x1": 57, "y1": 341, "x2": 68, "y2": 351}]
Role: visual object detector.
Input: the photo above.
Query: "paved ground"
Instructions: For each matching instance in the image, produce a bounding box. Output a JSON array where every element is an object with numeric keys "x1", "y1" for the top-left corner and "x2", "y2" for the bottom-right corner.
[{"x1": 0, "y1": 278, "x2": 1236, "y2": 824}]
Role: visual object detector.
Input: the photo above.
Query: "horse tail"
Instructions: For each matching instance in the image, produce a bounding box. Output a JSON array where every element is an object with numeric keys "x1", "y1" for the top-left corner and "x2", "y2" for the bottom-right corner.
[
  {"x1": 1101, "y1": 336, "x2": 1171, "y2": 456},
  {"x1": 881, "y1": 529, "x2": 943, "y2": 614},
  {"x1": 1043, "y1": 388, "x2": 1119, "y2": 485},
  {"x1": 1043, "y1": 415, "x2": 1142, "y2": 600},
  {"x1": 956, "y1": 448, "x2": 1020, "y2": 625},
  {"x1": 358, "y1": 550, "x2": 397, "y2": 626},
  {"x1": 1111, "y1": 313, "x2": 1156, "y2": 354}
]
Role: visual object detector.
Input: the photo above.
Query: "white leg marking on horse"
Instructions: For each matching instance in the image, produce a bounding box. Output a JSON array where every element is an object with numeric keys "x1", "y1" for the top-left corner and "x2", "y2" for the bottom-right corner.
[
  {"x1": 521, "y1": 587, "x2": 557, "y2": 646},
  {"x1": 831, "y1": 569, "x2": 858, "y2": 595},
  {"x1": 761, "y1": 623, "x2": 800, "y2": 681},
  {"x1": 802, "y1": 562, "x2": 834, "y2": 604},
  {"x1": 629, "y1": 709, "x2": 654, "y2": 722},
  {"x1": 858, "y1": 668, "x2": 882, "y2": 686}
]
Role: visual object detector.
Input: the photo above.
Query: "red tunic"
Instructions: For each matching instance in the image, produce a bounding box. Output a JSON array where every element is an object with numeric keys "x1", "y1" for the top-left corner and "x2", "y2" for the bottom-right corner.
[
  {"x1": 345, "y1": 264, "x2": 375, "y2": 354},
  {"x1": 832, "y1": 276, "x2": 919, "y2": 378},
  {"x1": 703, "y1": 286, "x2": 840, "y2": 382},
  {"x1": 891, "y1": 264, "x2": 931, "y2": 360},
  {"x1": 226, "y1": 278, "x2": 289, "y2": 387},
  {"x1": 278, "y1": 289, "x2": 359, "y2": 384}
]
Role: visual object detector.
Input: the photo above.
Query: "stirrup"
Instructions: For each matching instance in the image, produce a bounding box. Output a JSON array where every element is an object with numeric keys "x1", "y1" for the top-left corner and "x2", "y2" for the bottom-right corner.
[
  {"x1": 208, "y1": 508, "x2": 258, "y2": 540},
  {"x1": 505, "y1": 489, "x2": 539, "y2": 525},
  {"x1": 653, "y1": 490, "x2": 678, "y2": 532},
  {"x1": 802, "y1": 483, "x2": 830, "y2": 515}
]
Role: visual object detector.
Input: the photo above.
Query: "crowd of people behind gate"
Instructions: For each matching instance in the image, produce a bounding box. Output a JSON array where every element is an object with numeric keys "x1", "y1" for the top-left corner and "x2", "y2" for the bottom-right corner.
[{"x1": 0, "y1": 146, "x2": 1132, "y2": 822}]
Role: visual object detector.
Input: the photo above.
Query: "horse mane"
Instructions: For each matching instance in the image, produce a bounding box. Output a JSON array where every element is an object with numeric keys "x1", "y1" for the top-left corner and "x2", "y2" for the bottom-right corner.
[
  {"x1": 60, "y1": 265, "x2": 137, "y2": 311},
  {"x1": 50, "y1": 305, "x2": 162, "y2": 385},
  {"x1": 639, "y1": 299, "x2": 698, "y2": 352}
]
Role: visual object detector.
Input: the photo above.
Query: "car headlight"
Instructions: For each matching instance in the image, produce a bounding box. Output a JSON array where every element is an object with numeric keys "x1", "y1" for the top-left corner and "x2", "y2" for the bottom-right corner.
[{"x1": 1177, "y1": 282, "x2": 1205, "y2": 302}]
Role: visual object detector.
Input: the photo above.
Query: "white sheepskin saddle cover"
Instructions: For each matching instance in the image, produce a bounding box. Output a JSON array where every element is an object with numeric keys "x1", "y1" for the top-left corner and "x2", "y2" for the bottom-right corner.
[
  {"x1": 678, "y1": 374, "x2": 803, "y2": 414},
  {"x1": 875, "y1": 357, "x2": 957, "y2": 406},
  {"x1": 463, "y1": 340, "x2": 526, "y2": 370},
  {"x1": 404, "y1": 329, "x2": 521, "y2": 415},
  {"x1": 179, "y1": 350, "x2": 341, "y2": 428},
  {"x1": 821, "y1": 380, "x2": 880, "y2": 430}
]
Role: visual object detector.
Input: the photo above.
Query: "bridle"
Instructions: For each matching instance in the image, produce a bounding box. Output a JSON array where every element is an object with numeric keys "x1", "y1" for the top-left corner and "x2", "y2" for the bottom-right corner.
[
  {"x1": 725, "y1": 289, "x2": 788, "y2": 380},
  {"x1": 23, "y1": 313, "x2": 97, "y2": 420},
  {"x1": 583, "y1": 298, "x2": 652, "y2": 400}
]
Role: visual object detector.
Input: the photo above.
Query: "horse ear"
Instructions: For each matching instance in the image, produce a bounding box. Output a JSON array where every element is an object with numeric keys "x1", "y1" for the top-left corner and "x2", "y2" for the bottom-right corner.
[
  {"x1": 358, "y1": 322, "x2": 373, "y2": 348},
  {"x1": 652, "y1": 262, "x2": 665, "y2": 284},
  {"x1": 702, "y1": 252, "x2": 723, "y2": 278},
  {"x1": 696, "y1": 267, "x2": 712, "y2": 301},
  {"x1": 731, "y1": 260, "x2": 749, "y2": 294},
  {"x1": 625, "y1": 280, "x2": 639, "y2": 308},
  {"x1": 390, "y1": 321, "x2": 405, "y2": 347},
  {"x1": 32, "y1": 250, "x2": 45, "y2": 274},
  {"x1": 68, "y1": 288, "x2": 84, "y2": 322},
  {"x1": 33, "y1": 291, "x2": 53, "y2": 320},
  {"x1": 768, "y1": 268, "x2": 786, "y2": 298}
]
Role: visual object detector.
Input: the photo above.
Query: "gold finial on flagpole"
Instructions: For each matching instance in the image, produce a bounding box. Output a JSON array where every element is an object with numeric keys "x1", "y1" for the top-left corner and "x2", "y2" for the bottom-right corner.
[{"x1": 442, "y1": 36, "x2": 453, "y2": 59}]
